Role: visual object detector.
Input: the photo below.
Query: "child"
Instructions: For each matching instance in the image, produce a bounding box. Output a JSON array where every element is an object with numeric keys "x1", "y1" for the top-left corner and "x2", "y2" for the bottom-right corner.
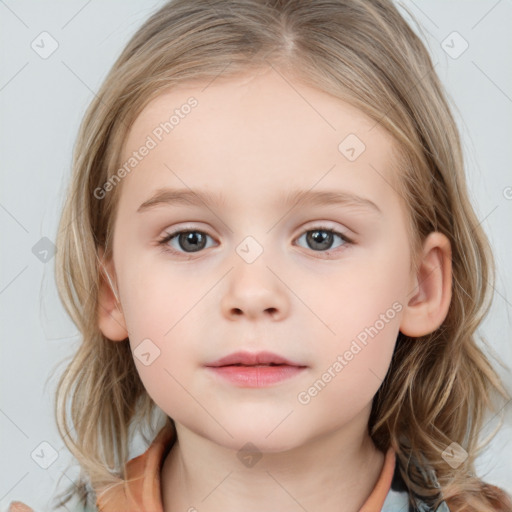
[{"x1": 9, "y1": 0, "x2": 512, "y2": 511}]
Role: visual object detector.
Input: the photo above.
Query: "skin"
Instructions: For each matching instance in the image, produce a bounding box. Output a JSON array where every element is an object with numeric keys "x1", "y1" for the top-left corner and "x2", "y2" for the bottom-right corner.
[{"x1": 98, "y1": 66, "x2": 452, "y2": 512}]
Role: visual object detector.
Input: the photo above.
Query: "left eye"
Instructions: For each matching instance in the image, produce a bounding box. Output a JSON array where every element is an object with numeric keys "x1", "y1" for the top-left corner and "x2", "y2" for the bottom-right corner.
[
  {"x1": 295, "y1": 227, "x2": 352, "y2": 252},
  {"x1": 157, "y1": 226, "x2": 352, "y2": 255}
]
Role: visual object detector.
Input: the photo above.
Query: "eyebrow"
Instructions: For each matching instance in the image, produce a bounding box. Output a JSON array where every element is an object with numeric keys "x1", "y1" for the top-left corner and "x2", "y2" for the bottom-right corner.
[{"x1": 136, "y1": 187, "x2": 382, "y2": 215}]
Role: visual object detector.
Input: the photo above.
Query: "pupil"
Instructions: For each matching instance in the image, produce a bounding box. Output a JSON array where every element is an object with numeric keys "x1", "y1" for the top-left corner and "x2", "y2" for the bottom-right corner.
[
  {"x1": 180, "y1": 231, "x2": 206, "y2": 252},
  {"x1": 307, "y1": 230, "x2": 333, "y2": 251}
]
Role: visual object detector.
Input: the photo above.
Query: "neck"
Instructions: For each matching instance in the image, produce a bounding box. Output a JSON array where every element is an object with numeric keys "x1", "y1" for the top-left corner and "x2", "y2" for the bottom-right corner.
[{"x1": 161, "y1": 409, "x2": 385, "y2": 512}]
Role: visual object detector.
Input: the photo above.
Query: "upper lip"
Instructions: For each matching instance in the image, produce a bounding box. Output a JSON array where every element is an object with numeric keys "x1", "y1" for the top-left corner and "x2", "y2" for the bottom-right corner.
[{"x1": 205, "y1": 351, "x2": 306, "y2": 367}]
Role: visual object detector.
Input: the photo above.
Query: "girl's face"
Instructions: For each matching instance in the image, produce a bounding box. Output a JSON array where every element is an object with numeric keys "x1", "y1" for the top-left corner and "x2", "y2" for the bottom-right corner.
[{"x1": 100, "y1": 67, "x2": 425, "y2": 452}]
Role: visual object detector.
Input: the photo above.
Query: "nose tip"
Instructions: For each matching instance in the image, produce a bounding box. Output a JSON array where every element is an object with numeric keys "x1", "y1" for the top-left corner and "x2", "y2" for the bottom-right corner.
[
  {"x1": 230, "y1": 306, "x2": 278, "y2": 317},
  {"x1": 221, "y1": 260, "x2": 289, "y2": 321}
]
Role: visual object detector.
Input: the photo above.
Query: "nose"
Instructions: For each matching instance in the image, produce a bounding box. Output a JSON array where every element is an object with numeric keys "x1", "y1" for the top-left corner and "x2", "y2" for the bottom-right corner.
[{"x1": 220, "y1": 258, "x2": 289, "y2": 321}]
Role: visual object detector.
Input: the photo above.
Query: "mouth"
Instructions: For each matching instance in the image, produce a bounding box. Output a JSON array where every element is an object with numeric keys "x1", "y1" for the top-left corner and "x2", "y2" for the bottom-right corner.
[
  {"x1": 205, "y1": 350, "x2": 306, "y2": 368},
  {"x1": 204, "y1": 351, "x2": 307, "y2": 387},
  {"x1": 224, "y1": 363, "x2": 288, "y2": 367}
]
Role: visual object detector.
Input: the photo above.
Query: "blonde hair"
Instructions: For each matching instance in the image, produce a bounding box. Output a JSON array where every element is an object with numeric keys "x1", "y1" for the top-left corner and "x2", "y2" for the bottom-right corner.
[{"x1": 53, "y1": 0, "x2": 511, "y2": 510}]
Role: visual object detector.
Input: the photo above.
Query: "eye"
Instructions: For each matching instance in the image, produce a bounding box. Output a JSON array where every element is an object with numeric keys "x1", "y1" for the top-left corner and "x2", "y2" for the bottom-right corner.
[
  {"x1": 157, "y1": 229, "x2": 216, "y2": 255},
  {"x1": 157, "y1": 225, "x2": 353, "y2": 257},
  {"x1": 295, "y1": 226, "x2": 352, "y2": 254}
]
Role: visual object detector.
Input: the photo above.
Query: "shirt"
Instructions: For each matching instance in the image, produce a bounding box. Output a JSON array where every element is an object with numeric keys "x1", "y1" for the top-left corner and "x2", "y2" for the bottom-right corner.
[{"x1": 8, "y1": 421, "x2": 451, "y2": 512}]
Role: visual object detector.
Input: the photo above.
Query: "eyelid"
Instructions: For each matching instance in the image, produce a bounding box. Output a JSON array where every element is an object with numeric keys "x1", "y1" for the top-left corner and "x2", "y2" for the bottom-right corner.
[
  {"x1": 297, "y1": 220, "x2": 352, "y2": 236},
  {"x1": 294, "y1": 220, "x2": 355, "y2": 244},
  {"x1": 157, "y1": 224, "x2": 217, "y2": 246}
]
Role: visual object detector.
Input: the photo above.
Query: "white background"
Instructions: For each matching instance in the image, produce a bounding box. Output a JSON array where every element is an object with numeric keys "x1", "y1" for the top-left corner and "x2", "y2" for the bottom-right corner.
[{"x1": 1, "y1": 1, "x2": 511, "y2": 510}]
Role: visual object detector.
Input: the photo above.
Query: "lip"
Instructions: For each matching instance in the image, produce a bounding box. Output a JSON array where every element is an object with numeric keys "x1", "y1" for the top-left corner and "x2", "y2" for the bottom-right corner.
[
  {"x1": 204, "y1": 351, "x2": 307, "y2": 388},
  {"x1": 205, "y1": 350, "x2": 305, "y2": 368}
]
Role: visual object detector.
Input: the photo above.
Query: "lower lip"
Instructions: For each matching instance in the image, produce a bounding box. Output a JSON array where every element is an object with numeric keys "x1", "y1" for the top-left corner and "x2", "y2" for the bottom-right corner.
[{"x1": 205, "y1": 365, "x2": 306, "y2": 387}]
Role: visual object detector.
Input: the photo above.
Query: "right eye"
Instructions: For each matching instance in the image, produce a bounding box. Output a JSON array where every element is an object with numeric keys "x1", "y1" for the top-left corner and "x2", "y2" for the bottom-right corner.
[{"x1": 157, "y1": 229, "x2": 217, "y2": 255}]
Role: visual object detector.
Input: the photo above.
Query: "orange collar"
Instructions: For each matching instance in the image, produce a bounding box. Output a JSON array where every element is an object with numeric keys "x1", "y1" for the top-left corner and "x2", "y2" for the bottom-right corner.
[{"x1": 96, "y1": 422, "x2": 396, "y2": 512}]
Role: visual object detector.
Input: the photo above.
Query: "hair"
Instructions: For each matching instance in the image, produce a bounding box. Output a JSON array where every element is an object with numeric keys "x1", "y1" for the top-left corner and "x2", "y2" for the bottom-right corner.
[{"x1": 51, "y1": 0, "x2": 511, "y2": 510}]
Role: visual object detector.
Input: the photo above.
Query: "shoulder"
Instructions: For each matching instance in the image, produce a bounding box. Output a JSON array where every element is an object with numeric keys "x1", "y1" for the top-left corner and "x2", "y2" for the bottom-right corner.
[
  {"x1": 8, "y1": 500, "x2": 98, "y2": 512},
  {"x1": 8, "y1": 502, "x2": 34, "y2": 512},
  {"x1": 385, "y1": 458, "x2": 512, "y2": 512},
  {"x1": 381, "y1": 456, "x2": 451, "y2": 512},
  {"x1": 444, "y1": 483, "x2": 512, "y2": 512}
]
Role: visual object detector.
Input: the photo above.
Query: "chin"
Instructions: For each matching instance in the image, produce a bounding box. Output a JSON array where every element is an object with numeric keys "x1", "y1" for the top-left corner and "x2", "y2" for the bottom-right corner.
[{"x1": 212, "y1": 423, "x2": 307, "y2": 454}]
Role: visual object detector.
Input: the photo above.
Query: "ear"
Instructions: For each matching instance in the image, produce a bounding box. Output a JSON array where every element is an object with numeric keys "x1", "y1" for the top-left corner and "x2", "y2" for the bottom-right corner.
[
  {"x1": 400, "y1": 232, "x2": 452, "y2": 337},
  {"x1": 97, "y1": 246, "x2": 129, "y2": 341}
]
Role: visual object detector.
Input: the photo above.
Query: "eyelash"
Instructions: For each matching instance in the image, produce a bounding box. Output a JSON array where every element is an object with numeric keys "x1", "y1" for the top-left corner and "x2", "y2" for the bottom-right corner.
[{"x1": 156, "y1": 225, "x2": 354, "y2": 258}]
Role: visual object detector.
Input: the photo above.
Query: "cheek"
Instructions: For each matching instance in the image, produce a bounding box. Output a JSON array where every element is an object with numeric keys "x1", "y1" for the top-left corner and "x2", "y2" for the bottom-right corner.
[
  {"x1": 117, "y1": 264, "x2": 212, "y2": 408},
  {"x1": 124, "y1": 300, "x2": 200, "y2": 418},
  {"x1": 119, "y1": 258, "x2": 203, "y2": 339},
  {"x1": 314, "y1": 243, "x2": 410, "y2": 343},
  {"x1": 296, "y1": 309, "x2": 400, "y2": 430},
  {"x1": 302, "y1": 247, "x2": 408, "y2": 407},
  {"x1": 333, "y1": 310, "x2": 400, "y2": 395}
]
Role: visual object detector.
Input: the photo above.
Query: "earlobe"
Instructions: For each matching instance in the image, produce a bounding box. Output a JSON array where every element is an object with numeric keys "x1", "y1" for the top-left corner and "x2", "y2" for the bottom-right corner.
[
  {"x1": 399, "y1": 232, "x2": 452, "y2": 338},
  {"x1": 97, "y1": 246, "x2": 129, "y2": 342}
]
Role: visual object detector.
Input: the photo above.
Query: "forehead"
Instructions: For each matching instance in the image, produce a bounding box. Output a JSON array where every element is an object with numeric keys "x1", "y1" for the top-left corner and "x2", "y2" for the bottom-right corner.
[{"x1": 117, "y1": 67, "x2": 402, "y2": 213}]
